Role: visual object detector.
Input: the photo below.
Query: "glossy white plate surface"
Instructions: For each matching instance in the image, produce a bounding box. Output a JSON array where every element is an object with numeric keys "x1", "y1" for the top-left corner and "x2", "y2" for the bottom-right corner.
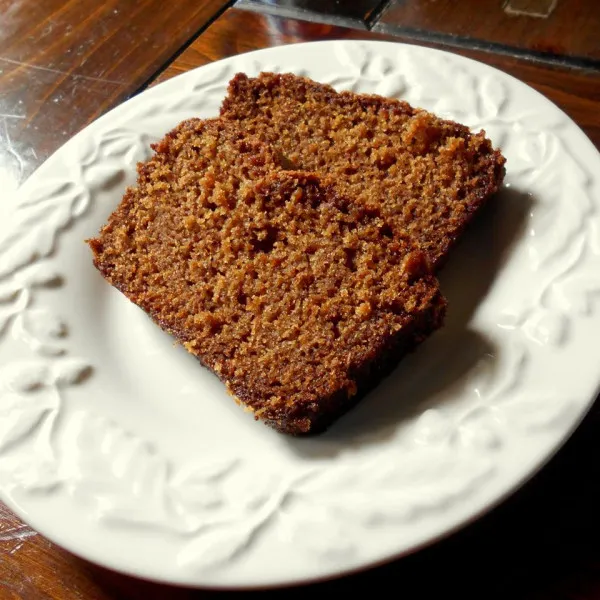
[{"x1": 1, "y1": 40, "x2": 599, "y2": 588}]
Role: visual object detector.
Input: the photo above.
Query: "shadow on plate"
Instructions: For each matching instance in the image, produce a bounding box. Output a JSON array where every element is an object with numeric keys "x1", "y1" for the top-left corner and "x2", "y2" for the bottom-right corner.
[{"x1": 284, "y1": 185, "x2": 535, "y2": 459}]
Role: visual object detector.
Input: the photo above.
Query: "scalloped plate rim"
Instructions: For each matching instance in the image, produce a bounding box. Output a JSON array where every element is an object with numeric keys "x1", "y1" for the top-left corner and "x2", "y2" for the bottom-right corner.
[{"x1": 1, "y1": 39, "x2": 600, "y2": 589}]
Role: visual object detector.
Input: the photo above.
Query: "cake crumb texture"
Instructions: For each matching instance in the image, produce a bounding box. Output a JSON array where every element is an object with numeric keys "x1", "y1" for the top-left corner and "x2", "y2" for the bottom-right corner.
[
  {"x1": 88, "y1": 119, "x2": 445, "y2": 434},
  {"x1": 221, "y1": 72, "x2": 506, "y2": 267}
]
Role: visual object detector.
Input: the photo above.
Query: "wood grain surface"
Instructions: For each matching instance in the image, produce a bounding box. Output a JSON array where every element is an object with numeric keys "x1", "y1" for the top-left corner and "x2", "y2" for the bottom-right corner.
[
  {"x1": 236, "y1": 0, "x2": 386, "y2": 29},
  {"x1": 2, "y1": 4, "x2": 600, "y2": 599},
  {"x1": 0, "y1": 0, "x2": 231, "y2": 187},
  {"x1": 376, "y1": 0, "x2": 600, "y2": 67}
]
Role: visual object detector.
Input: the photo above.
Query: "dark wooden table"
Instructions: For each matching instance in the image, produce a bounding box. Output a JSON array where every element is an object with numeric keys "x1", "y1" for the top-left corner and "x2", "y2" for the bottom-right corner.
[{"x1": 2, "y1": 1, "x2": 600, "y2": 598}]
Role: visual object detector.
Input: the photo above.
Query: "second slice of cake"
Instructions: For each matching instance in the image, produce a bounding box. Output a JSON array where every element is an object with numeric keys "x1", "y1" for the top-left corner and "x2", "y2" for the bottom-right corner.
[{"x1": 221, "y1": 72, "x2": 506, "y2": 269}]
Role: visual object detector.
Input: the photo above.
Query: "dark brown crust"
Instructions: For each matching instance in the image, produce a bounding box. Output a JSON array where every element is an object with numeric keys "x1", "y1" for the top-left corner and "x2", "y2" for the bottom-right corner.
[
  {"x1": 246, "y1": 294, "x2": 445, "y2": 434},
  {"x1": 220, "y1": 72, "x2": 507, "y2": 269}
]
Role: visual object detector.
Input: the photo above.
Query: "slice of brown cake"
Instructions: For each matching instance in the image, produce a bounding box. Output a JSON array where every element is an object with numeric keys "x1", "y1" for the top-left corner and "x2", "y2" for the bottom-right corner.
[
  {"x1": 88, "y1": 122, "x2": 446, "y2": 433},
  {"x1": 220, "y1": 72, "x2": 506, "y2": 268}
]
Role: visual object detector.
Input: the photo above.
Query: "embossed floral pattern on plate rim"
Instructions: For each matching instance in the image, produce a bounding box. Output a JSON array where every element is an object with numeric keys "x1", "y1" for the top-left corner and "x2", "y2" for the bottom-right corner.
[{"x1": 1, "y1": 40, "x2": 600, "y2": 588}]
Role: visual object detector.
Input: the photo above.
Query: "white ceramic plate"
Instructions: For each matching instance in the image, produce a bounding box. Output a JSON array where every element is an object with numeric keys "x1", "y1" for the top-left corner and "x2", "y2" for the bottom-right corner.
[{"x1": 1, "y1": 40, "x2": 599, "y2": 589}]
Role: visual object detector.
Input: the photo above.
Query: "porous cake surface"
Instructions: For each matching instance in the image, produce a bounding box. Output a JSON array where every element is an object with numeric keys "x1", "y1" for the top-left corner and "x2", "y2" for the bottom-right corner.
[
  {"x1": 88, "y1": 121, "x2": 446, "y2": 433},
  {"x1": 221, "y1": 72, "x2": 506, "y2": 268}
]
